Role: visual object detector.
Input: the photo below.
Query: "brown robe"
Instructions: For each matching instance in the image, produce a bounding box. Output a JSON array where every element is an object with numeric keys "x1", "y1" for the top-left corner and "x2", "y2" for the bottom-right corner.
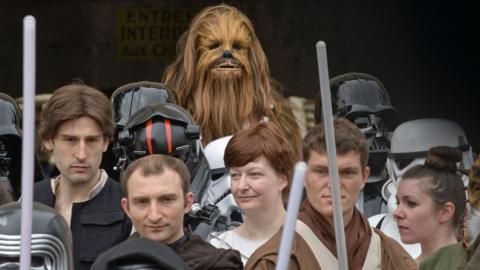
[
  {"x1": 245, "y1": 201, "x2": 417, "y2": 270},
  {"x1": 131, "y1": 232, "x2": 243, "y2": 270}
]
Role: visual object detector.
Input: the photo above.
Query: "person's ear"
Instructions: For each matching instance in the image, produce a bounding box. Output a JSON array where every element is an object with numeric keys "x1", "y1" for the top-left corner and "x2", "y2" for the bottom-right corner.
[
  {"x1": 439, "y1": 202, "x2": 455, "y2": 224},
  {"x1": 102, "y1": 137, "x2": 110, "y2": 152},
  {"x1": 184, "y1": 192, "x2": 194, "y2": 213},
  {"x1": 43, "y1": 139, "x2": 54, "y2": 151},
  {"x1": 278, "y1": 174, "x2": 288, "y2": 191},
  {"x1": 121, "y1": 197, "x2": 131, "y2": 218},
  {"x1": 361, "y1": 166, "x2": 370, "y2": 190}
]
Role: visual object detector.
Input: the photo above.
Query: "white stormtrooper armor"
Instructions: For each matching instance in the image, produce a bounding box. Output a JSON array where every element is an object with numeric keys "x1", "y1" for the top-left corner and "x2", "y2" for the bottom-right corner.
[{"x1": 203, "y1": 136, "x2": 243, "y2": 229}]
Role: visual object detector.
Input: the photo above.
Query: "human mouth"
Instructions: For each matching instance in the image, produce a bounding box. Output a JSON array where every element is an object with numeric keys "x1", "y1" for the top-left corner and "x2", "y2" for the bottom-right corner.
[
  {"x1": 146, "y1": 224, "x2": 168, "y2": 231},
  {"x1": 397, "y1": 224, "x2": 409, "y2": 233},
  {"x1": 321, "y1": 195, "x2": 333, "y2": 203},
  {"x1": 321, "y1": 194, "x2": 346, "y2": 203},
  {"x1": 236, "y1": 195, "x2": 257, "y2": 202},
  {"x1": 70, "y1": 164, "x2": 90, "y2": 173}
]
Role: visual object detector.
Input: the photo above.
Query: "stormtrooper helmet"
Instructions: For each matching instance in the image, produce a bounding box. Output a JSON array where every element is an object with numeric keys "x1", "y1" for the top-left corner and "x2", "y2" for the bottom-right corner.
[
  {"x1": 383, "y1": 118, "x2": 473, "y2": 201},
  {"x1": 203, "y1": 136, "x2": 242, "y2": 227}
]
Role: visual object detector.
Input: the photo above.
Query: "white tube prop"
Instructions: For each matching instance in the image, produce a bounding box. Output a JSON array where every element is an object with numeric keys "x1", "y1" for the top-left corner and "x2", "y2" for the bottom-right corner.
[
  {"x1": 275, "y1": 161, "x2": 307, "y2": 270},
  {"x1": 316, "y1": 41, "x2": 348, "y2": 270},
  {"x1": 20, "y1": 15, "x2": 36, "y2": 270}
]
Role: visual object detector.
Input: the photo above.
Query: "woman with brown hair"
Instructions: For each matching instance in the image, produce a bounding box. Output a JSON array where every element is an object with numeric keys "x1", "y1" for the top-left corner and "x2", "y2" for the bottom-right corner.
[
  {"x1": 394, "y1": 146, "x2": 467, "y2": 264},
  {"x1": 209, "y1": 121, "x2": 295, "y2": 264}
]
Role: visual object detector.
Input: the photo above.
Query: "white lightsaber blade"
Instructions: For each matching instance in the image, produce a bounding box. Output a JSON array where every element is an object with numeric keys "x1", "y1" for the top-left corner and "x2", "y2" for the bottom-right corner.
[
  {"x1": 316, "y1": 41, "x2": 348, "y2": 270},
  {"x1": 20, "y1": 14, "x2": 36, "y2": 270},
  {"x1": 275, "y1": 161, "x2": 307, "y2": 270}
]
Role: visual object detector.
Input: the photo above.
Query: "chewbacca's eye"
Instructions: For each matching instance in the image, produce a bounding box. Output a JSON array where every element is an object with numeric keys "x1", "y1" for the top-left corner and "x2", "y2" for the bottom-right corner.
[
  {"x1": 233, "y1": 43, "x2": 241, "y2": 50},
  {"x1": 209, "y1": 43, "x2": 220, "y2": 50}
]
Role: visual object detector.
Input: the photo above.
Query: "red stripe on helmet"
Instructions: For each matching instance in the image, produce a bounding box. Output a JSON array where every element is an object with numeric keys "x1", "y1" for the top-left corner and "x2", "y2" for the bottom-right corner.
[
  {"x1": 146, "y1": 119, "x2": 153, "y2": 155},
  {"x1": 165, "y1": 119, "x2": 172, "y2": 153}
]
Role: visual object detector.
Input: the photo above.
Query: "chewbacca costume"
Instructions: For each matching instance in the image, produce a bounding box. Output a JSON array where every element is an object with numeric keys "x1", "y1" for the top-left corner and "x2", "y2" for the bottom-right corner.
[{"x1": 163, "y1": 4, "x2": 301, "y2": 159}]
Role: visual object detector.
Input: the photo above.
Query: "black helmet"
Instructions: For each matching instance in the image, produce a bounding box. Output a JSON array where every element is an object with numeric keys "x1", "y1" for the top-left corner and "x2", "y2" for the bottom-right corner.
[
  {"x1": 315, "y1": 72, "x2": 400, "y2": 128},
  {"x1": 108, "y1": 82, "x2": 176, "y2": 179},
  {"x1": 0, "y1": 93, "x2": 45, "y2": 199},
  {"x1": 91, "y1": 237, "x2": 187, "y2": 270},
  {"x1": 116, "y1": 103, "x2": 201, "y2": 171},
  {"x1": 0, "y1": 202, "x2": 74, "y2": 270},
  {"x1": 111, "y1": 81, "x2": 176, "y2": 133},
  {"x1": 114, "y1": 103, "x2": 211, "y2": 202},
  {"x1": 314, "y1": 73, "x2": 401, "y2": 180}
]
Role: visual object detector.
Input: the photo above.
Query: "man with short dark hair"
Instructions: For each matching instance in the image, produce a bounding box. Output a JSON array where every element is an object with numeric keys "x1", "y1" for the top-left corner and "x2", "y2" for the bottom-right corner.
[
  {"x1": 34, "y1": 84, "x2": 132, "y2": 270},
  {"x1": 246, "y1": 118, "x2": 417, "y2": 270},
  {"x1": 120, "y1": 154, "x2": 243, "y2": 270}
]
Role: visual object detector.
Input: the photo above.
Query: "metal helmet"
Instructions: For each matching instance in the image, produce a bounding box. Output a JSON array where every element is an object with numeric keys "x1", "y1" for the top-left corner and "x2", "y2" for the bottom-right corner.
[
  {"x1": 115, "y1": 103, "x2": 212, "y2": 203},
  {"x1": 315, "y1": 72, "x2": 400, "y2": 127},
  {"x1": 0, "y1": 93, "x2": 45, "y2": 200},
  {"x1": 91, "y1": 237, "x2": 186, "y2": 270},
  {"x1": 315, "y1": 73, "x2": 400, "y2": 182},
  {"x1": 117, "y1": 103, "x2": 201, "y2": 170},
  {"x1": 109, "y1": 82, "x2": 176, "y2": 180},
  {"x1": 111, "y1": 81, "x2": 176, "y2": 132},
  {"x1": 0, "y1": 202, "x2": 73, "y2": 270}
]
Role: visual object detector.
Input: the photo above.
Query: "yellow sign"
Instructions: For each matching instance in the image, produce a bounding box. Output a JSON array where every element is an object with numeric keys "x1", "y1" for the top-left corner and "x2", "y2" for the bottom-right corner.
[{"x1": 116, "y1": 7, "x2": 197, "y2": 60}]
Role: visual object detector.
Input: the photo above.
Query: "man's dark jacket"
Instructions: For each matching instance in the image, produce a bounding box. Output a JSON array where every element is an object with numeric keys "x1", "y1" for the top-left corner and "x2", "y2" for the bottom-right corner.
[{"x1": 34, "y1": 177, "x2": 132, "y2": 270}]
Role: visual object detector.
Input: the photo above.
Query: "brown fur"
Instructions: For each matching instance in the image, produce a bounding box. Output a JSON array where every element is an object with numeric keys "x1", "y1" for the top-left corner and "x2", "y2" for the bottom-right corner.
[
  {"x1": 463, "y1": 156, "x2": 480, "y2": 247},
  {"x1": 163, "y1": 4, "x2": 300, "y2": 159}
]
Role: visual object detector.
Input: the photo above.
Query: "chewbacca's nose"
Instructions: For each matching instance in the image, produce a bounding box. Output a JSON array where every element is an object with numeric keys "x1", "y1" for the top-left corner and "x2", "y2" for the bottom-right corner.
[{"x1": 222, "y1": 50, "x2": 233, "y2": 58}]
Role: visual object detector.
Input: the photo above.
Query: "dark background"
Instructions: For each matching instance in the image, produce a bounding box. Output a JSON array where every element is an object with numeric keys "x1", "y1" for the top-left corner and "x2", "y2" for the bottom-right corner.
[{"x1": 1, "y1": 1, "x2": 477, "y2": 151}]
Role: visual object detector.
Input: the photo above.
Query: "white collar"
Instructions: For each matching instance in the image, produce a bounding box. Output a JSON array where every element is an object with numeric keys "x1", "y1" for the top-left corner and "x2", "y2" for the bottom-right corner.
[{"x1": 50, "y1": 169, "x2": 108, "y2": 200}]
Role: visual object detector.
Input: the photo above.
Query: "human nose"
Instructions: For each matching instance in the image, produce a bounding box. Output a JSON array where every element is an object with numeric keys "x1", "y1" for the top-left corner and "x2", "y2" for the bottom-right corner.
[
  {"x1": 74, "y1": 140, "x2": 87, "y2": 161},
  {"x1": 237, "y1": 174, "x2": 250, "y2": 190},
  {"x1": 147, "y1": 203, "x2": 163, "y2": 222},
  {"x1": 393, "y1": 204, "x2": 404, "y2": 220}
]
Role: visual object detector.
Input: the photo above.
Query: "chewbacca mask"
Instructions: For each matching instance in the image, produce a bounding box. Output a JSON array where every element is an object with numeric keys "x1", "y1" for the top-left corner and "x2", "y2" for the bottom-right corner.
[{"x1": 163, "y1": 4, "x2": 300, "y2": 157}]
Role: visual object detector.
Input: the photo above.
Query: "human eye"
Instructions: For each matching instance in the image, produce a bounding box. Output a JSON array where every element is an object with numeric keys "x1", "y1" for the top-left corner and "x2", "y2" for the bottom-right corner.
[
  {"x1": 312, "y1": 167, "x2": 327, "y2": 177},
  {"x1": 62, "y1": 137, "x2": 78, "y2": 144},
  {"x1": 406, "y1": 200, "x2": 418, "y2": 208},
  {"x1": 85, "y1": 136, "x2": 102, "y2": 145},
  {"x1": 162, "y1": 196, "x2": 177, "y2": 205},
  {"x1": 230, "y1": 172, "x2": 240, "y2": 181},
  {"x1": 134, "y1": 198, "x2": 148, "y2": 207},
  {"x1": 341, "y1": 169, "x2": 357, "y2": 178},
  {"x1": 249, "y1": 171, "x2": 263, "y2": 179},
  {"x1": 88, "y1": 137, "x2": 100, "y2": 142}
]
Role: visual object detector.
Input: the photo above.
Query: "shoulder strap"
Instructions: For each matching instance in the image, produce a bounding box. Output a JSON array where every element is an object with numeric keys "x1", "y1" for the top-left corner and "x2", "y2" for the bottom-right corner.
[
  {"x1": 296, "y1": 220, "x2": 382, "y2": 270},
  {"x1": 295, "y1": 220, "x2": 338, "y2": 270},
  {"x1": 362, "y1": 228, "x2": 382, "y2": 270}
]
